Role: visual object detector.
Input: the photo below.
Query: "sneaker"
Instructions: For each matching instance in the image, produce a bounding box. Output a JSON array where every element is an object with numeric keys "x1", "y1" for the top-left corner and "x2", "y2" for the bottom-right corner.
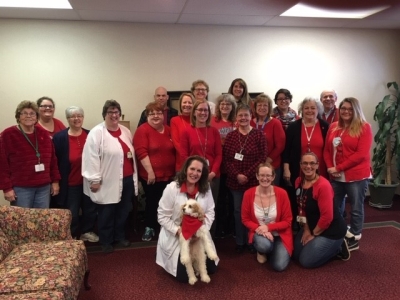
[
  {"x1": 346, "y1": 237, "x2": 359, "y2": 251},
  {"x1": 345, "y1": 229, "x2": 362, "y2": 240},
  {"x1": 142, "y1": 227, "x2": 155, "y2": 242},
  {"x1": 257, "y1": 252, "x2": 267, "y2": 264},
  {"x1": 337, "y1": 239, "x2": 351, "y2": 261},
  {"x1": 80, "y1": 232, "x2": 99, "y2": 243}
]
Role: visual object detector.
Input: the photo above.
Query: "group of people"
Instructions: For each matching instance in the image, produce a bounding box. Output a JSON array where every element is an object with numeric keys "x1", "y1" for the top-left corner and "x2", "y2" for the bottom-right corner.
[{"x1": 0, "y1": 78, "x2": 372, "y2": 281}]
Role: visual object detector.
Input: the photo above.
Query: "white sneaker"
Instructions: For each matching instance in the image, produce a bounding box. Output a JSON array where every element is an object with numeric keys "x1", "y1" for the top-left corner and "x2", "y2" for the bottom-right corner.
[
  {"x1": 80, "y1": 232, "x2": 99, "y2": 243},
  {"x1": 345, "y1": 230, "x2": 361, "y2": 241}
]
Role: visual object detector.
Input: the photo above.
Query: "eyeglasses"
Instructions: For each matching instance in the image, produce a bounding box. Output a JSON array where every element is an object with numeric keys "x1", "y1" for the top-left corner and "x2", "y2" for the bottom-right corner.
[
  {"x1": 196, "y1": 109, "x2": 209, "y2": 113},
  {"x1": 148, "y1": 112, "x2": 163, "y2": 116},
  {"x1": 194, "y1": 88, "x2": 207, "y2": 92},
  {"x1": 258, "y1": 174, "x2": 274, "y2": 179},
  {"x1": 107, "y1": 111, "x2": 121, "y2": 116},
  {"x1": 20, "y1": 112, "x2": 36, "y2": 117},
  {"x1": 340, "y1": 107, "x2": 353, "y2": 112},
  {"x1": 300, "y1": 162, "x2": 318, "y2": 166},
  {"x1": 39, "y1": 105, "x2": 54, "y2": 109},
  {"x1": 220, "y1": 103, "x2": 232, "y2": 106},
  {"x1": 276, "y1": 97, "x2": 290, "y2": 101},
  {"x1": 68, "y1": 115, "x2": 83, "y2": 119}
]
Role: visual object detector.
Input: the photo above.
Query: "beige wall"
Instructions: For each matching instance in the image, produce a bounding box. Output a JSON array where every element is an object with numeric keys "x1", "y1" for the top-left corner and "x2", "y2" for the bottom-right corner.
[{"x1": 1, "y1": 19, "x2": 400, "y2": 205}]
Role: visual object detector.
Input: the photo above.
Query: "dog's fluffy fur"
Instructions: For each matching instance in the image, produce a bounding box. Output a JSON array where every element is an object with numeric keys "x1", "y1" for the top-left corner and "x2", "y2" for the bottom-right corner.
[{"x1": 179, "y1": 199, "x2": 218, "y2": 285}]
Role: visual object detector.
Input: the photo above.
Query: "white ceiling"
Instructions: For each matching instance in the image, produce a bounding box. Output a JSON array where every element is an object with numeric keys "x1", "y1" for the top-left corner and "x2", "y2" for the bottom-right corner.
[{"x1": 0, "y1": 0, "x2": 400, "y2": 29}]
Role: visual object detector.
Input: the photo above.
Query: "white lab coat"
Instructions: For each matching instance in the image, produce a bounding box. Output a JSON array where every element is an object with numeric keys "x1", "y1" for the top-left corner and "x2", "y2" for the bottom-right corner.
[
  {"x1": 82, "y1": 122, "x2": 138, "y2": 204},
  {"x1": 156, "y1": 181, "x2": 219, "y2": 277}
]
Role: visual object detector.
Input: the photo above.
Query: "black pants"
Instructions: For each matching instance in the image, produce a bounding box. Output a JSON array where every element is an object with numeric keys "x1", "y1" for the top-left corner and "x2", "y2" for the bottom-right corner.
[{"x1": 175, "y1": 254, "x2": 217, "y2": 283}]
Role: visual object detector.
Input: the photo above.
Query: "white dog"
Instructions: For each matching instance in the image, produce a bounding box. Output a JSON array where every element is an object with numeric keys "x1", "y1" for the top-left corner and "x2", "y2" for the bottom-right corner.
[{"x1": 179, "y1": 199, "x2": 218, "y2": 285}]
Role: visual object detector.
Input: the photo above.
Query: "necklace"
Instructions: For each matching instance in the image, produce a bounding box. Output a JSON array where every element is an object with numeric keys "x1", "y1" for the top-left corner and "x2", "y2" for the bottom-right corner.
[
  {"x1": 195, "y1": 127, "x2": 208, "y2": 160},
  {"x1": 259, "y1": 187, "x2": 272, "y2": 223}
]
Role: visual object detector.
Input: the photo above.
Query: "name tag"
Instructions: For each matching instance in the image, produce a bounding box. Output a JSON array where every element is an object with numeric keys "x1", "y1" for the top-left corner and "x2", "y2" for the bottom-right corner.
[
  {"x1": 297, "y1": 216, "x2": 307, "y2": 224},
  {"x1": 127, "y1": 152, "x2": 133, "y2": 159},
  {"x1": 35, "y1": 163, "x2": 45, "y2": 172},
  {"x1": 234, "y1": 153, "x2": 243, "y2": 161}
]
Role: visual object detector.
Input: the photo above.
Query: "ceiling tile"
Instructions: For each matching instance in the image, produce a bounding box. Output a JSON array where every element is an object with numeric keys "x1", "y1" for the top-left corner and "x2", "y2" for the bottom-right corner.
[
  {"x1": 265, "y1": 16, "x2": 353, "y2": 28},
  {"x1": 77, "y1": 10, "x2": 179, "y2": 23},
  {"x1": 0, "y1": 8, "x2": 81, "y2": 20},
  {"x1": 178, "y1": 13, "x2": 274, "y2": 26}
]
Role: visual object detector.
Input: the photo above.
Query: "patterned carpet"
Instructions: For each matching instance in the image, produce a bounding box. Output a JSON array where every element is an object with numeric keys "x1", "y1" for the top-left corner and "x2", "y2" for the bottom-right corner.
[{"x1": 78, "y1": 199, "x2": 400, "y2": 300}]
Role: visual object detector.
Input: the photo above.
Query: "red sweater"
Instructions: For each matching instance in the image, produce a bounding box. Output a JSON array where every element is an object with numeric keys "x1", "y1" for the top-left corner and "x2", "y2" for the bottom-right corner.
[
  {"x1": 180, "y1": 126, "x2": 222, "y2": 176},
  {"x1": 133, "y1": 123, "x2": 175, "y2": 181},
  {"x1": 0, "y1": 125, "x2": 60, "y2": 191},
  {"x1": 242, "y1": 186, "x2": 293, "y2": 255},
  {"x1": 170, "y1": 115, "x2": 191, "y2": 172},
  {"x1": 250, "y1": 118, "x2": 285, "y2": 169},
  {"x1": 324, "y1": 122, "x2": 372, "y2": 181}
]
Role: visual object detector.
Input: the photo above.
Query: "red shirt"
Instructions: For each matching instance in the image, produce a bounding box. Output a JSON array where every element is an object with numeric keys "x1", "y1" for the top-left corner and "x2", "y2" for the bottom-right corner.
[
  {"x1": 68, "y1": 131, "x2": 88, "y2": 186},
  {"x1": 170, "y1": 115, "x2": 190, "y2": 171},
  {"x1": 322, "y1": 107, "x2": 339, "y2": 124},
  {"x1": 210, "y1": 116, "x2": 235, "y2": 146},
  {"x1": 108, "y1": 128, "x2": 134, "y2": 177},
  {"x1": 250, "y1": 118, "x2": 285, "y2": 169},
  {"x1": 36, "y1": 118, "x2": 66, "y2": 138},
  {"x1": 180, "y1": 126, "x2": 222, "y2": 176},
  {"x1": 133, "y1": 123, "x2": 175, "y2": 181}
]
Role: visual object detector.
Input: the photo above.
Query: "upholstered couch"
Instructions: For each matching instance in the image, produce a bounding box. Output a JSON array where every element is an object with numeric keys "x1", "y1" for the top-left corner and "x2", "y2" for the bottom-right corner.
[{"x1": 0, "y1": 206, "x2": 90, "y2": 299}]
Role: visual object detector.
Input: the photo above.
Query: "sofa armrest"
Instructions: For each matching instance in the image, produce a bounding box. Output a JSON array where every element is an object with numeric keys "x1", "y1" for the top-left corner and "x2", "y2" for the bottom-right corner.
[{"x1": 0, "y1": 206, "x2": 72, "y2": 246}]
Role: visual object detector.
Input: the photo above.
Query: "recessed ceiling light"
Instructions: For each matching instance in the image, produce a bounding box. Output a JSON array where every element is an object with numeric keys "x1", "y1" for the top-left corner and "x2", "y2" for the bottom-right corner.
[
  {"x1": 281, "y1": 3, "x2": 390, "y2": 19},
  {"x1": 0, "y1": 0, "x2": 72, "y2": 9}
]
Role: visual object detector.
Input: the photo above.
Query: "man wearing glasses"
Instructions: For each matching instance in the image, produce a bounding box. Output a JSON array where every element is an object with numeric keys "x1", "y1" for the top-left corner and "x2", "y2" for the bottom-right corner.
[
  {"x1": 320, "y1": 89, "x2": 339, "y2": 124},
  {"x1": 137, "y1": 87, "x2": 178, "y2": 128}
]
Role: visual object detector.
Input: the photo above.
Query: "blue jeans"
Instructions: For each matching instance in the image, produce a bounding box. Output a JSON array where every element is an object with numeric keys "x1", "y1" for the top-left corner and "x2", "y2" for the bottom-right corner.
[
  {"x1": 331, "y1": 179, "x2": 368, "y2": 236},
  {"x1": 293, "y1": 228, "x2": 343, "y2": 268},
  {"x1": 65, "y1": 185, "x2": 97, "y2": 238},
  {"x1": 13, "y1": 185, "x2": 50, "y2": 208},
  {"x1": 253, "y1": 234, "x2": 290, "y2": 271},
  {"x1": 231, "y1": 189, "x2": 247, "y2": 246},
  {"x1": 97, "y1": 176, "x2": 134, "y2": 246}
]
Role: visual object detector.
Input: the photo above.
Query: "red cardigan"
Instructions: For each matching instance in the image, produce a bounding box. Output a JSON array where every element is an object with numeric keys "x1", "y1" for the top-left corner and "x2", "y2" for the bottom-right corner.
[
  {"x1": 133, "y1": 123, "x2": 175, "y2": 181},
  {"x1": 0, "y1": 125, "x2": 60, "y2": 192},
  {"x1": 324, "y1": 122, "x2": 372, "y2": 181},
  {"x1": 180, "y1": 126, "x2": 222, "y2": 176},
  {"x1": 250, "y1": 118, "x2": 285, "y2": 169},
  {"x1": 241, "y1": 186, "x2": 293, "y2": 256}
]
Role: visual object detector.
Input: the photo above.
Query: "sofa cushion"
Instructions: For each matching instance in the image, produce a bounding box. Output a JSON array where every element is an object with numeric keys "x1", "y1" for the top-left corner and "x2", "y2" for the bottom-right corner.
[
  {"x1": 0, "y1": 228, "x2": 13, "y2": 263},
  {"x1": 0, "y1": 240, "x2": 87, "y2": 299},
  {"x1": 0, "y1": 290, "x2": 65, "y2": 299}
]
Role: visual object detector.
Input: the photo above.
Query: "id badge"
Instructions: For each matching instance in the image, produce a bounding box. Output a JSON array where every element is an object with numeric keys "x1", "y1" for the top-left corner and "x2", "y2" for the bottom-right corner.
[
  {"x1": 234, "y1": 153, "x2": 244, "y2": 161},
  {"x1": 35, "y1": 163, "x2": 45, "y2": 172},
  {"x1": 296, "y1": 216, "x2": 307, "y2": 224},
  {"x1": 127, "y1": 152, "x2": 133, "y2": 159}
]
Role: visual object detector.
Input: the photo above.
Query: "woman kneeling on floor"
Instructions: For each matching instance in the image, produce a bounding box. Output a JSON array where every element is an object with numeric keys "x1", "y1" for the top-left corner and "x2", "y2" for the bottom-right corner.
[
  {"x1": 156, "y1": 155, "x2": 219, "y2": 282},
  {"x1": 241, "y1": 163, "x2": 293, "y2": 271},
  {"x1": 293, "y1": 152, "x2": 350, "y2": 268}
]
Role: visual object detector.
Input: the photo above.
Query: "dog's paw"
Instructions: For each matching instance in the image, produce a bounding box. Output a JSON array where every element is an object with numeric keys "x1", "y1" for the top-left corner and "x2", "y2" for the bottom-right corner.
[
  {"x1": 188, "y1": 276, "x2": 198, "y2": 285},
  {"x1": 180, "y1": 255, "x2": 190, "y2": 265},
  {"x1": 208, "y1": 253, "x2": 219, "y2": 261},
  {"x1": 201, "y1": 274, "x2": 211, "y2": 283}
]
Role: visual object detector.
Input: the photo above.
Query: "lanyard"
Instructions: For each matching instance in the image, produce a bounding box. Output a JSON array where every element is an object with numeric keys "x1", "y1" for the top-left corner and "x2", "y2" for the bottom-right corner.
[
  {"x1": 303, "y1": 120, "x2": 317, "y2": 152},
  {"x1": 238, "y1": 129, "x2": 250, "y2": 154},
  {"x1": 18, "y1": 125, "x2": 41, "y2": 163},
  {"x1": 195, "y1": 127, "x2": 208, "y2": 159},
  {"x1": 256, "y1": 117, "x2": 270, "y2": 131}
]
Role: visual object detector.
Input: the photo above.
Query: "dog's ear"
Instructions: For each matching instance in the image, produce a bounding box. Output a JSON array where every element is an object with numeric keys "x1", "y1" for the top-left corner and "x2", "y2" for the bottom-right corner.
[
  {"x1": 180, "y1": 203, "x2": 186, "y2": 220},
  {"x1": 195, "y1": 203, "x2": 205, "y2": 221}
]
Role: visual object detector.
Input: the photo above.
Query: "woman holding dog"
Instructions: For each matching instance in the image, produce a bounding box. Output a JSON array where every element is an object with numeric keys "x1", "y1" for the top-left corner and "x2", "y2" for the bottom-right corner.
[
  {"x1": 241, "y1": 163, "x2": 293, "y2": 271},
  {"x1": 156, "y1": 155, "x2": 219, "y2": 283}
]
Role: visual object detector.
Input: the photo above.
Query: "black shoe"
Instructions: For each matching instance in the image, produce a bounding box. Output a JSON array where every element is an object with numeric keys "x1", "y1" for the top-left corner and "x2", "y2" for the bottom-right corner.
[
  {"x1": 102, "y1": 244, "x2": 114, "y2": 253},
  {"x1": 346, "y1": 237, "x2": 359, "y2": 252},
  {"x1": 247, "y1": 244, "x2": 256, "y2": 254},
  {"x1": 117, "y1": 239, "x2": 131, "y2": 247},
  {"x1": 337, "y1": 239, "x2": 350, "y2": 261},
  {"x1": 235, "y1": 245, "x2": 245, "y2": 254}
]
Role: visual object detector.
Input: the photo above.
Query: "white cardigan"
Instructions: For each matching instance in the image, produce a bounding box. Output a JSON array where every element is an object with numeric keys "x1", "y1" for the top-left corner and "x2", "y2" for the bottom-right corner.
[
  {"x1": 82, "y1": 122, "x2": 138, "y2": 204},
  {"x1": 156, "y1": 181, "x2": 219, "y2": 277}
]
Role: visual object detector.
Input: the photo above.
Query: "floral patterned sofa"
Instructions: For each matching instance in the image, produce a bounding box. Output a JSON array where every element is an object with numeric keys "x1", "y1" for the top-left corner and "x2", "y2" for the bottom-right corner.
[{"x1": 0, "y1": 206, "x2": 90, "y2": 299}]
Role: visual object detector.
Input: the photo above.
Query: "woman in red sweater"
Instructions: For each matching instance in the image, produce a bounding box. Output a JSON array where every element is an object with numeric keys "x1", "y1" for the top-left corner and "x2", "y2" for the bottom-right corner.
[
  {"x1": 133, "y1": 102, "x2": 176, "y2": 242},
  {"x1": 251, "y1": 94, "x2": 285, "y2": 185},
  {"x1": 0, "y1": 101, "x2": 60, "y2": 208},
  {"x1": 242, "y1": 163, "x2": 292, "y2": 271},
  {"x1": 324, "y1": 97, "x2": 372, "y2": 252},
  {"x1": 180, "y1": 100, "x2": 222, "y2": 206},
  {"x1": 170, "y1": 93, "x2": 195, "y2": 172}
]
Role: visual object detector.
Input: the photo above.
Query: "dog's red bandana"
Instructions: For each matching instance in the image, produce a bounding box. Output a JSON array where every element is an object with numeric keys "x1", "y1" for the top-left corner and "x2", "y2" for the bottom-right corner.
[{"x1": 181, "y1": 215, "x2": 203, "y2": 240}]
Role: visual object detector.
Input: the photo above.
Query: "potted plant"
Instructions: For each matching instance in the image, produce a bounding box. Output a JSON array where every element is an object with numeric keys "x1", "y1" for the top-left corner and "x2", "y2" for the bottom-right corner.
[{"x1": 369, "y1": 81, "x2": 400, "y2": 208}]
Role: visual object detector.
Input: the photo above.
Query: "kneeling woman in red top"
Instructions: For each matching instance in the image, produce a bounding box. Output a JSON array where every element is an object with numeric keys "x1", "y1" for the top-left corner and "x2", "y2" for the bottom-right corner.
[
  {"x1": 242, "y1": 163, "x2": 293, "y2": 271},
  {"x1": 293, "y1": 152, "x2": 349, "y2": 268}
]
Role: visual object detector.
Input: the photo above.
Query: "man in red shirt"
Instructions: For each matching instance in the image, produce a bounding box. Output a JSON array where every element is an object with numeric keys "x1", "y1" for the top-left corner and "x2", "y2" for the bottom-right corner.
[
  {"x1": 320, "y1": 89, "x2": 339, "y2": 124},
  {"x1": 137, "y1": 87, "x2": 178, "y2": 127}
]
